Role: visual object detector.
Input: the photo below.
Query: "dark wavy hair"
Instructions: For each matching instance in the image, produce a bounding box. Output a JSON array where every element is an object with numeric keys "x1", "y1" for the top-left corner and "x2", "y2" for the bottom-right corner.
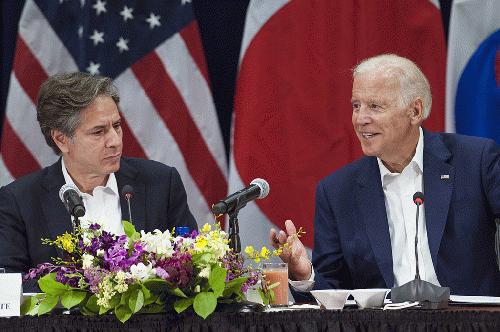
[{"x1": 36, "y1": 72, "x2": 120, "y2": 155}]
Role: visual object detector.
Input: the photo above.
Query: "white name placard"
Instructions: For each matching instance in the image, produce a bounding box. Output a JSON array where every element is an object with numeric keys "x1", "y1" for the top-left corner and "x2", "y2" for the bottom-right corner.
[{"x1": 0, "y1": 273, "x2": 22, "y2": 317}]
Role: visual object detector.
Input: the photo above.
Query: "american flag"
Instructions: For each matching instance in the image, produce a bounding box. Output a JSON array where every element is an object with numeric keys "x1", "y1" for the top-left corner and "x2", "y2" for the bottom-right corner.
[{"x1": 0, "y1": 0, "x2": 228, "y2": 226}]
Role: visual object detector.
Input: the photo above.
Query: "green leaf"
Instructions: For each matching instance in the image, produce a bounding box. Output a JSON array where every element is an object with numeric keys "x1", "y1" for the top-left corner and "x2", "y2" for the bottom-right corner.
[
  {"x1": 142, "y1": 278, "x2": 188, "y2": 298},
  {"x1": 258, "y1": 288, "x2": 274, "y2": 306},
  {"x1": 209, "y1": 264, "x2": 226, "y2": 297},
  {"x1": 20, "y1": 296, "x2": 39, "y2": 315},
  {"x1": 128, "y1": 288, "x2": 145, "y2": 314},
  {"x1": 38, "y1": 273, "x2": 69, "y2": 294},
  {"x1": 107, "y1": 293, "x2": 121, "y2": 310},
  {"x1": 140, "y1": 283, "x2": 151, "y2": 299},
  {"x1": 122, "y1": 220, "x2": 137, "y2": 238},
  {"x1": 38, "y1": 294, "x2": 60, "y2": 315},
  {"x1": 193, "y1": 292, "x2": 217, "y2": 319},
  {"x1": 143, "y1": 279, "x2": 170, "y2": 293},
  {"x1": 174, "y1": 297, "x2": 194, "y2": 313},
  {"x1": 99, "y1": 305, "x2": 110, "y2": 315},
  {"x1": 191, "y1": 252, "x2": 212, "y2": 265},
  {"x1": 115, "y1": 304, "x2": 133, "y2": 323},
  {"x1": 222, "y1": 277, "x2": 249, "y2": 298},
  {"x1": 171, "y1": 287, "x2": 187, "y2": 298},
  {"x1": 82, "y1": 294, "x2": 100, "y2": 314},
  {"x1": 61, "y1": 290, "x2": 87, "y2": 309}
]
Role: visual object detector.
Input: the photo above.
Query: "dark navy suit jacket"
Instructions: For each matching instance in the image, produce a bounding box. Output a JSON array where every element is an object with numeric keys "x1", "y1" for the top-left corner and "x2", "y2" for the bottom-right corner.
[
  {"x1": 0, "y1": 156, "x2": 197, "y2": 291},
  {"x1": 310, "y1": 128, "x2": 500, "y2": 296}
]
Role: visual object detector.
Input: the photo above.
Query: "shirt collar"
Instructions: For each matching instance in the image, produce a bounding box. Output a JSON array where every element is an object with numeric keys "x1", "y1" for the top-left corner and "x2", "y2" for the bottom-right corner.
[
  {"x1": 61, "y1": 157, "x2": 118, "y2": 195},
  {"x1": 378, "y1": 127, "x2": 424, "y2": 179}
]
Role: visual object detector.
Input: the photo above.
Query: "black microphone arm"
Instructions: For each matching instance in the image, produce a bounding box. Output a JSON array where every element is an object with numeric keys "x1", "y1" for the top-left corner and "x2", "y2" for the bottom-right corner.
[
  {"x1": 212, "y1": 178, "x2": 270, "y2": 215},
  {"x1": 121, "y1": 185, "x2": 134, "y2": 225},
  {"x1": 212, "y1": 179, "x2": 270, "y2": 253}
]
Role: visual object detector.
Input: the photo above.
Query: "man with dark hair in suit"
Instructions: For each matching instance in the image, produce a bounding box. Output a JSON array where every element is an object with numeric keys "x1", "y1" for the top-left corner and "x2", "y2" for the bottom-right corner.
[
  {"x1": 271, "y1": 54, "x2": 500, "y2": 298},
  {"x1": 0, "y1": 72, "x2": 197, "y2": 291}
]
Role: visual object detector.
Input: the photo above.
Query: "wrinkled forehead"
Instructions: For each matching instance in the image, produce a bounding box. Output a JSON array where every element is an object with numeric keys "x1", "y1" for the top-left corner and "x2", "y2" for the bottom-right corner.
[{"x1": 352, "y1": 69, "x2": 402, "y2": 101}]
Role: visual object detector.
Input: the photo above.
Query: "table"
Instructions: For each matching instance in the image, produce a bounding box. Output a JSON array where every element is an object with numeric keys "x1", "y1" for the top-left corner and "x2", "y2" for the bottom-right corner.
[{"x1": 1, "y1": 305, "x2": 500, "y2": 331}]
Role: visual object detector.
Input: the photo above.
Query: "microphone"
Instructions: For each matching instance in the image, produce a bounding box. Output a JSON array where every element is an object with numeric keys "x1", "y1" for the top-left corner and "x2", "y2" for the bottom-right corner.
[
  {"x1": 412, "y1": 191, "x2": 424, "y2": 280},
  {"x1": 121, "y1": 185, "x2": 134, "y2": 225},
  {"x1": 59, "y1": 184, "x2": 85, "y2": 218},
  {"x1": 391, "y1": 191, "x2": 450, "y2": 309},
  {"x1": 212, "y1": 178, "x2": 270, "y2": 215},
  {"x1": 413, "y1": 192, "x2": 424, "y2": 206}
]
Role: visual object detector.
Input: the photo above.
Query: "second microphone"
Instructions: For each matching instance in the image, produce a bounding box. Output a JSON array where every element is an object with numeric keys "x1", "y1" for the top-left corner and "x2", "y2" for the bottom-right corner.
[{"x1": 212, "y1": 178, "x2": 270, "y2": 215}]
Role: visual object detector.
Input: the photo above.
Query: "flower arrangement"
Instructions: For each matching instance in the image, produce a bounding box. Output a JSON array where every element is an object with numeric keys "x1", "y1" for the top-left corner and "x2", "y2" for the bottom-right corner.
[{"x1": 20, "y1": 220, "x2": 298, "y2": 323}]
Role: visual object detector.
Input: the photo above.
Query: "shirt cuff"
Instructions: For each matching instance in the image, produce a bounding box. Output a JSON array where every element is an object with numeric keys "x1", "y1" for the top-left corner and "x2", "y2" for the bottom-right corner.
[{"x1": 288, "y1": 264, "x2": 315, "y2": 292}]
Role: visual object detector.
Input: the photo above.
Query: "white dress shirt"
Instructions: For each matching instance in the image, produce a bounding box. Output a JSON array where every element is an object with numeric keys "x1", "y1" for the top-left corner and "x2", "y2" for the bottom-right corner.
[
  {"x1": 61, "y1": 159, "x2": 124, "y2": 235},
  {"x1": 378, "y1": 127, "x2": 440, "y2": 287}
]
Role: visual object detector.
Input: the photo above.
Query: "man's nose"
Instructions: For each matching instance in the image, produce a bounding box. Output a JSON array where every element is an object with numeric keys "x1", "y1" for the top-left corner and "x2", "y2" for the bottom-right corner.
[
  {"x1": 106, "y1": 128, "x2": 122, "y2": 147},
  {"x1": 354, "y1": 105, "x2": 372, "y2": 125}
]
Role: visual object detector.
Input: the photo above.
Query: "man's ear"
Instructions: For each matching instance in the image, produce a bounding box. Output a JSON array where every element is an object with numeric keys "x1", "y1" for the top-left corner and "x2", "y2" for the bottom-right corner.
[
  {"x1": 409, "y1": 97, "x2": 424, "y2": 125},
  {"x1": 51, "y1": 129, "x2": 70, "y2": 154}
]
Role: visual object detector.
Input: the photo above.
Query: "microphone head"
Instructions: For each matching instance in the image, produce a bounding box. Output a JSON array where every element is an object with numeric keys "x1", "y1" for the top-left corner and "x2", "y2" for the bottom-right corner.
[
  {"x1": 413, "y1": 191, "x2": 424, "y2": 205},
  {"x1": 250, "y1": 178, "x2": 270, "y2": 199},
  {"x1": 59, "y1": 183, "x2": 80, "y2": 202},
  {"x1": 121, "y1": 185, "x2": 134, "y2": 198}
]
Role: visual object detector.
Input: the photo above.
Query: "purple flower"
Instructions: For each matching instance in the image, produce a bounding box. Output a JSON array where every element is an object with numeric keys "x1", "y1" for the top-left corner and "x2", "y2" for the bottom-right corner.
[
  {"x1": 89, "y1": 223, "x2": 101, "y2": 230},
  {"x1": 155, "y1": 267, "x2": 170, "y2": 280}
]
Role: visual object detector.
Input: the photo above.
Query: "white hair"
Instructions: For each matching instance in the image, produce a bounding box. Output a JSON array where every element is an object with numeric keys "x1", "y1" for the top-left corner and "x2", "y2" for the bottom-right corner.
[{"x1": 352, "y1": 54, "x2": 432, "y2": 119}]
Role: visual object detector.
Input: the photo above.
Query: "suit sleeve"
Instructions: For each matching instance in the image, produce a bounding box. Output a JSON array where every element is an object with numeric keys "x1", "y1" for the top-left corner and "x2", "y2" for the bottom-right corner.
[
  {"x1": 0, "y1": 185, "x2": 31, "y2": 274},
  {"x1": 311, "y1": 180, "x2": 353, "y2": 290}
]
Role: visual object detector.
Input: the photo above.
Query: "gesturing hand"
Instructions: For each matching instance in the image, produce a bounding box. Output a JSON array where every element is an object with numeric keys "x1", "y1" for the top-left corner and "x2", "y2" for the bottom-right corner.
[{"x1": 269, "y1": 220, "x2": 312, "y2": 281}]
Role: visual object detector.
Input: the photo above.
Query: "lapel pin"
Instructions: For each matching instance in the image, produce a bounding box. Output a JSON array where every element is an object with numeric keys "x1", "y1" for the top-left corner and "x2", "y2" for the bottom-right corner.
[{"x1": 440, "y1": 174, "x2": 449, "y2": 179}]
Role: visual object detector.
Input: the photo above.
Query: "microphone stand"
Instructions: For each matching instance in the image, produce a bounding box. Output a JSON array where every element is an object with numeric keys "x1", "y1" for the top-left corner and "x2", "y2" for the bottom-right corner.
[
  {"x1": 227, "y1": 196, "x2": 246, "y2": 253},
  {"x1": 125, "y1": 195, "x2": 133, "y2": 225},
  {"x1": 71, "y1": 216, "x2": 81, "y2": 233},
  {"x1": 391, "y1": 198, "x2": 450, "y2": 309}
]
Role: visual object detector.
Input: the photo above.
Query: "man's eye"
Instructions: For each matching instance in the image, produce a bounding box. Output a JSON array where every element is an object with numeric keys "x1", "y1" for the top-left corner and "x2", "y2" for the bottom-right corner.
[{"x1": 93, "y1": 130, "x2": 103, "y2": 135}]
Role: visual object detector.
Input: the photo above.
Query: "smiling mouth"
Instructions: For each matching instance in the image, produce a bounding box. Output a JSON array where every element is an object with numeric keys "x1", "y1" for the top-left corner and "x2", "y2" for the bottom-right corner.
[
  {"x1": 106, "y1": 155, "x2": 121, "y2": 160},
  {"x1": 361, "y1": 133, "x2": 378, "y2": 139}
]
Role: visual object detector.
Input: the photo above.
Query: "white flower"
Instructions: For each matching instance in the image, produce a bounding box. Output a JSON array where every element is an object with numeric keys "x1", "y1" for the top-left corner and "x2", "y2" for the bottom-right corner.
[
  {"x1": 198, "y1": 265, "x2": 211, "y2": 279},
  {"x1": 139, "y1": 229, "x2": 174, "y2": 258},
  {"x1": 129, "y1": 262, "x2": 156, "y2": 282},
  {"x1": 82, "y1": 253, "x2": 94, "y2": 269}
]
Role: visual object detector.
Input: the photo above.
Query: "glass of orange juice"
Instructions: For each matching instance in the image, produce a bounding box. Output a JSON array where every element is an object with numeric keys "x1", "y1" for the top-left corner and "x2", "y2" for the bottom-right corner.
[{"x1": 263, "y1": 262, "x2": 289, "y2": 306}]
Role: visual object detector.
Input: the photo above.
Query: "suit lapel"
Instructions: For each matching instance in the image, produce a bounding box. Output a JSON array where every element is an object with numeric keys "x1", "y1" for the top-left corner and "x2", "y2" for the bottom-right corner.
[
  {"x1": 39, "y1": 159, "x2": 73, "y2": 258},
  {"x1": 115, "y1": 158, "x2": 146, "y2": 233},
  {"x1": 356, "y1": 157, "x2": 394, "y2": 288},
  {"x1": 422, "y1": 129, "x2": 454, "y2": 266}
]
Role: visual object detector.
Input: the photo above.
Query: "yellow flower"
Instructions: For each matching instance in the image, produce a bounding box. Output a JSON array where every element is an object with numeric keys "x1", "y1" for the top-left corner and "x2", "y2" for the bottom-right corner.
[
  {"x1": 245, "y1": 246, "x2": 255, "y2": 256},
  {"x1": 197, "y1": 236, "x2": 208, "y2": 248},
  {"x1": 54, "y1": 233, "x2": 76, "y2": 253},
  {"x1": 260, "y1": 247, "x2": 270, "y2": 260},
  {"x1": 202, "y1": 223, "x2": 211, "y2": 232}
]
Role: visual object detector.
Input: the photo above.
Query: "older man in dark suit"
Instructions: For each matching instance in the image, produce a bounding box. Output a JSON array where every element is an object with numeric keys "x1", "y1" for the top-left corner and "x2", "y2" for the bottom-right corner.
[{"x1": 271, "y1": 54, "x2": 500, "y2": 298}]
